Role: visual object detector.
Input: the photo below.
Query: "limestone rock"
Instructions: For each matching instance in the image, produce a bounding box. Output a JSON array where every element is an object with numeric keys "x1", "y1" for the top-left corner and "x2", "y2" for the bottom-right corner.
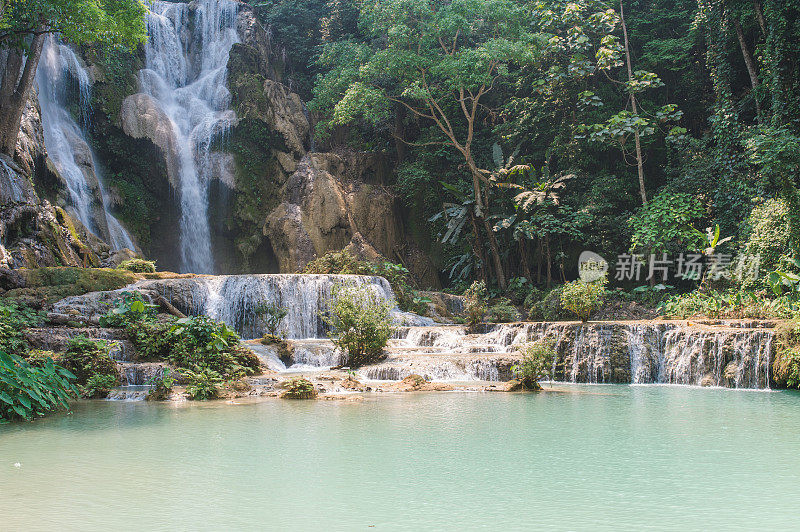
[{"x1": 120, "y1": 93, "x2": 181, "y2": 188}]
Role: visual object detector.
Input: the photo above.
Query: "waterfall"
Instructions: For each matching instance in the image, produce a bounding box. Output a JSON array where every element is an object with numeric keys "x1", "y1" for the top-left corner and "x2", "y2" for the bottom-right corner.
[
  {"x1": 140, "y1": 0, "x2": 240, "y2": 273},
  {"x1": 36, "y1": 37, "x2": 135, "y2": 251},
  {"x1": 135, "y1": 274, "x2": 433, "y2": 339}
]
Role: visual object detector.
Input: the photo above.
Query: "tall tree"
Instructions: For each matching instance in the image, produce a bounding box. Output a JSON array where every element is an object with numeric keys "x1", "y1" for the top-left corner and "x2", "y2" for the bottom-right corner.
[
  {"x1": 311, "y1": 0, "x2": 539, "y2": 289},
  {"x1": 0, "y1": 0, "x2": 146, "y2": 156}
]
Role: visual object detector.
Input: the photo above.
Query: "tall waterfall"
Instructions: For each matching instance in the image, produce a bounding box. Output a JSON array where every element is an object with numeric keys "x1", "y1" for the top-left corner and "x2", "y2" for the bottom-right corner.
[
  {"x1": 140, "y1": 0, "x2": 240, "y2": 273},
  {"x1": 36, "y1": 37, "x2": 135, "y2": 251}
]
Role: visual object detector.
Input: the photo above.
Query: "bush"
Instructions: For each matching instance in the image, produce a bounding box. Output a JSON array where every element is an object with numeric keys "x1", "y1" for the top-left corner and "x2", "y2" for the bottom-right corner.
[
  {"x1": 0, "y1": 298, "x2": 44, "y2": 354},
  {"x1": 464, "y1": 280, "x2": 488, "y2": 325},
  {"x1": 506, "y1": 277, "x2": 531, "y2": 304},
  {"x1": 100, "y1": 291, "x2": 158, "y2": 327},
  {"x1": 0, "y1": 351, "x2": 77, "y2": 422},
  {"x1": 560, "y1": 278, "x2": 607, "y2": 321},
  {"x1": 146, "y1": 367, "x2": 175, "y2": 401},
  {"x1": 325, "y1": 284, "x2": 393, "y2": 367},
  {"x1": 523, "y1": 287, "x2": 544, "y2": 312},
  {"x1": 281, "y1": 377, "x2": 317, "y2": 399},
  {"x1": 528, "y1": 286, "x2": 572, "y2": 321},
  {"x1": 511, "y1": 340, "x2": 556, "y2": 390},
  {"x1": 166, "y1": 316, "x2": 260, "y2": 377},
  {"x1": 255, "y1": 302, "x2": 287, "y2": 337},
  {"x1": 183, "y1": 367, "x2": 223, "y2": 400},
  {"x1": 660, "y1": 289, "x2": 792, "y2": 319},
  {"x1": 59, "y1": 336, "x2": 119, "y2": 387},
  {"x1": 487, "y1": 298, "x2": 521, "y2": 323},
  {"x1": 118, "y1": 258, "x2": 157, "y2": 273},
  {"x1": 83, "y1": 374, "x2": 118, "y2": 399},
  {"x1": 304, "y1": 250, "x2": 427, "y2": 314},
  {"x1": 743, "y1": 199, "x2": 791, "y2": 280}
]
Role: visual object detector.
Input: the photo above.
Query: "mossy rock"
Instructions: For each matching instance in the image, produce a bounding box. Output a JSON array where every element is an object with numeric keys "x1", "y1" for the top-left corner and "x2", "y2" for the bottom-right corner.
[{"x1": 4, "y1": 267, "x2": 137, "y2": 303}]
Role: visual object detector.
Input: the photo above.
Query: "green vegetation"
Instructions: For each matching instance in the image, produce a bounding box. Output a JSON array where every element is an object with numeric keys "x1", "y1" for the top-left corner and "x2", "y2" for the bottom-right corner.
[
  {"x1": 561, "y1": 277, "x2": 608, "y2": 322},
  {"x1": 183, "y1": 368, "x2": 224, "y2": 401},
  {"x1": 118, "y1": 259, "x2": 157, "y2": 274},
  {"x1": 325, "y1": 284, "x2": 392, "y2": 367},
  {"x1": 464, "y1": 281, "x2": 488, "y2": 326},
  {"x1": 280, "y1": 377, "x2": 317, "y2": 399},
  {"x1": 774, "y1": 322, "x2": 800, "y2": 389},
  {"x1": 487, "y1": 298, "x2": 521, "y2": 324},
  {"x1": 5, "y1": 268, "x2": 137, "y2": 303},
  {"x1": 256, "y1": 302, "x2": 288, "y2": 339},
  {"x1": 57, "y1": 336, "x2": 119, "y2": 395},
  {"x1": 511, "y1": 340, "x2": 556, "y2": 391},
  {"x1": 99, "y1": 292, "x2": 261, "y2": 398},
  {"x1": 0, "y1": 351, "x2": 77, "y2": 422},
  {"x1": 304, "y1": 250, "x2": 428, "y2": 313},
  {"x1": 0, "y1": 298, "x2": 44, "y2": 354},
  {"x1": 146, "y1": 368, "x2": 175, "y2": 401}
]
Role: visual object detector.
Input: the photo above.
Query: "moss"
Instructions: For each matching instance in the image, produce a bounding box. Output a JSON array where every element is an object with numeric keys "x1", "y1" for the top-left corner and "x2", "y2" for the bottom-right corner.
[
  {"x1": 86, "y1": 46, "x2": 144, "y2": 124},
  {"x1": 5, "y1": 267, "x2": 137, "y2": 302}
]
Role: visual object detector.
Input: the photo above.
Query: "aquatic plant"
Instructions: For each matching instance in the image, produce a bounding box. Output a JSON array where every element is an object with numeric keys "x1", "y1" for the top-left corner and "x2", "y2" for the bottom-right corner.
[
  {"x1": 256, "y1": 302, "x2": 288, "y2": 338},
  {"x1": 146, "y1": 367, "x2": 175, "y2": 401},
  {"x1": 325, "y1": 284, "x2": 392, "y2": 367},
  {"x1": 82, "y1": 374, "x2": 118, "y2": 399},
  {"x1": 58, "y1": 336, "x2": 119, "y2": 388}
]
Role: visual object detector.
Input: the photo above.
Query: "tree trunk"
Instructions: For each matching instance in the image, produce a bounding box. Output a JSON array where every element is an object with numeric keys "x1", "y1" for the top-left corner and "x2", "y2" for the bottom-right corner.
[
  {"x1": 466, "y1": 157, "x2": 506, "y2": 290},
  {"x1": 734, "y1": 19, "x2": 763, "y2": 122},
  {"x1": 754, "y1": 1, "x2": 767, "y2": 35},
  {"x1": 469, "y1": 210, "x2": 487, "y2": 284},
  {"x1": 545, "y1": 236, "x2": 552, "y2": 288},
  {"x1": 620, "y1": 0, "x2": 647, "y2": 205},
  {"x1": 519, "y1": 239, "x2": 533, "y2": 282},
  {"x1": 0, "y1": 31, "x2": 45, "y2": 157}
]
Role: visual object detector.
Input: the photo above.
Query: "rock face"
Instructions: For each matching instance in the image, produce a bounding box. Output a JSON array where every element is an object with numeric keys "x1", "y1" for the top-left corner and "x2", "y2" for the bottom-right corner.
[
  {"x1": 263, "y1": 153, "x2": 436, "y2": 285},
  {"x1": 119, "y1": 93, "x2": 180, "y2": 188}
]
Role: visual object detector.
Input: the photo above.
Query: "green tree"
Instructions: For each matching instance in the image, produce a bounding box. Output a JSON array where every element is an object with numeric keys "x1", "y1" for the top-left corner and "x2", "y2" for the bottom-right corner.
[
  {"x1": 312, "y1": 0, "x2": 540, "y2": 289},
  {"x1": 0, "y1": 0, "x2": 146, "y2": 155}
]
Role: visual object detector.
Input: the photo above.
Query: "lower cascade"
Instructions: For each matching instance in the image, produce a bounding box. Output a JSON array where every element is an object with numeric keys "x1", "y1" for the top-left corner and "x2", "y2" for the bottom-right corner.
[{"x1": 52, "y1": 275, "x2": 776, "y2": 389}]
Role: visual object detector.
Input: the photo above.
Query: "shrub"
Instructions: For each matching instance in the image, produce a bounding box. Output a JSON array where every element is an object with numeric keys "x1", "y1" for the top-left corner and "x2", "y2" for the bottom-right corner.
[
  {"x1": 255, "y1": 302, "x2": 287, "y2": 337},
  {"x1": 281, "y1": 377, "x2": 317, "y2": 399},
  {"x1": 560, "y1": 277, "x2": 607, "y2": 321},
  {"x1": 511, "y1": 340, "x2": 556, "y2": 390},
  {"x1": 487, "y1": 298, "x2": 521, "y2": 323},
  {"x1": 146, "y1": 367, "x2": 175, "y2": 401},
  {"x1": 325, "y1": 284, "x2": 393, "y2": 367},
  {"x1": 118, "y1": 258, "x2": 157, "y2": 273},
  {"x1": 99, "y1": 291, "x2": 158, "y2": 327},
  {"x1": 0, "y1": 351, "x2": 77, "y2": 422},
  {"x1": 183, "y1": 367, "x2": 223, "y2": 400},
  {"x1": 528, "y1": 286, "x2": 572, "y2": 321},
  {"x1": 506, "y1": 277, "x2": 531, "y2": 304},
  {"x1": 166, "y1": 316, "x2": 259, "y2": 377},
  {"x1": 83, "y1": 374, "x2": 118, "y2": 399},
  {"x1": 304, "y1": 250, "x2": 426, "y2": 313},
  {"x1": 59, "y1": 336, "x2": 119, "y2": 387},
  {"x1": 464, "y1": 280, "x2": 488, "y2": 325},
  {"x1": 523, "y1": 287, "x2": 544, "y2": 312},
  {"x1": 0, "y1": 298, "x2": 44, "y2": 354},
  {"x1": 743, "y1": 199, "x2": 791, "y2": 279},
  {"x1": 660, "y1": 289, "x2": 792, "y2": 319}
]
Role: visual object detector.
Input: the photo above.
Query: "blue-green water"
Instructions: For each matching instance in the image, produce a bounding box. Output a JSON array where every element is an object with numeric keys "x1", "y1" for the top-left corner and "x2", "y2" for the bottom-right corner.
[{"x1": 1, "y1": 386, "x2": 799, "y2": 531}]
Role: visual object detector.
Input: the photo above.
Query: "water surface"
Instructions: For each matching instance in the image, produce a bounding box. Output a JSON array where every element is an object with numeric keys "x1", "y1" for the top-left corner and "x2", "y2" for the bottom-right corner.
[{"x1": 1, "y1": 386, "x2": 799, "y2": 531}]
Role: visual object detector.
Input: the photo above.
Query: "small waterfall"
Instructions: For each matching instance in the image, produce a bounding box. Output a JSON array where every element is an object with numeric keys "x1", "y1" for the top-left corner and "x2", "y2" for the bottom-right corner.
[
  {"x1": 628, "y1": 324, "x2": 775, "y2": 388},
  {"x1": 36, "y1": 37, "x2": 135, "y2": 250},
  {"x1": 136, "y1": 274, "x2": 431, "y2": 339},
  {"x1": 140, "y1": 0, "x2": 240, "y2": 273}
]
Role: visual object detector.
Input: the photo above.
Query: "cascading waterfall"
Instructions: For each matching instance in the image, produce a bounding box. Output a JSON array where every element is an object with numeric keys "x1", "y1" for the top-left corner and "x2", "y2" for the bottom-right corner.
[
  {"x1": 36, "y1": 37, "x2": 135, "y2": 250},
  {"x1": 140, "y1": 0, "x2": 240, "y2": 273},
  {"x1": 135, "y1": 274, "x2": 433, "y2": 339}
]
